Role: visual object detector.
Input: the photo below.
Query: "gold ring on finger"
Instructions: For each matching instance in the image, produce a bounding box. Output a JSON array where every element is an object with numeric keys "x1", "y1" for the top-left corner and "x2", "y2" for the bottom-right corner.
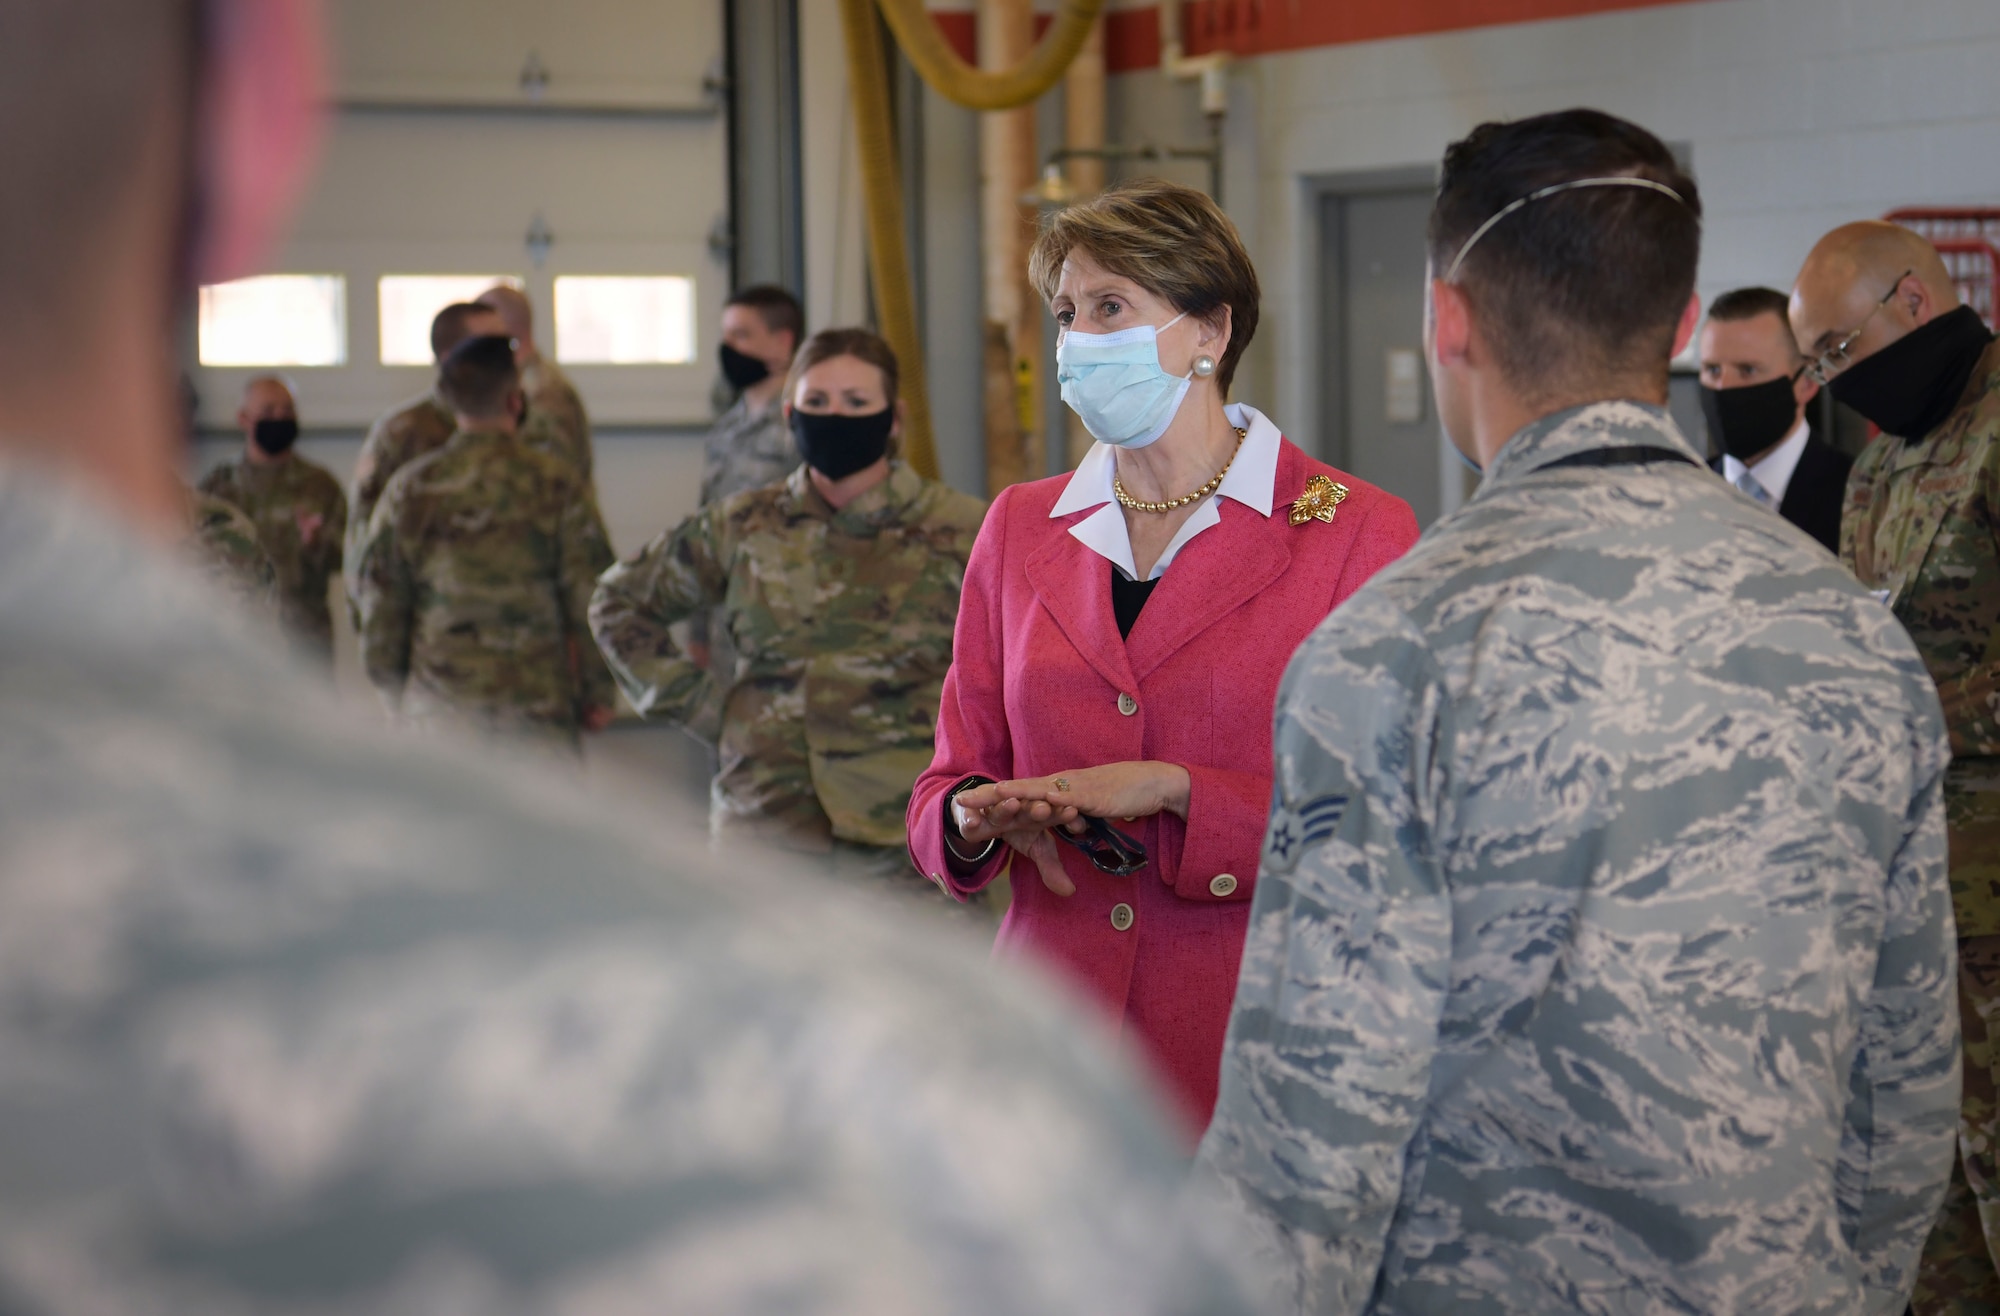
[{"x1": 1053, "y1": 777, "x2": 1070, "y2": 793}]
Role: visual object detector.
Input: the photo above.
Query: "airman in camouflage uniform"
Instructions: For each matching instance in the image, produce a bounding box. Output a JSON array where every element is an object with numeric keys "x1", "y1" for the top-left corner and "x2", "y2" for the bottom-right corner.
[
  {"x1": 591, "y1": 460, "x2": 984, "y2": 887},
  {"x1": 184, "y1": 486, "x2": 276, "y2": 612},
  {"x1": 701, "y1": 392, "x2": 797, "y2": 506},
  {"x1": 476, "y1": 286, "x2": 596, "y2": 481},
  {"x1": 521, "y1": 355, "x2": 594, "y2": 479},
  {"x1": 1198, "y1": 401, "x2": 1960, "y2": 1314},
  {"x1": 198, "y1": 421, "x2": 345, "y2": 659},
  {"x1": 345, "y1": 301, "x2": 508, "y2": 604},
  {"x1": 355, "y1": 423, "x2": 615, "y2": 746},
  {"x1": 3, "y1": 461, "x2": 1268, "y2": 1316},
  {"x1": 1794, "y1": 221, "x2": 2000, "y2": 1312}
]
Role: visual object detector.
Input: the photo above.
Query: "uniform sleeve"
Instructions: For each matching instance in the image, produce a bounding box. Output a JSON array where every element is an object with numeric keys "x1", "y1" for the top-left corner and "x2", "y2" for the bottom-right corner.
[
  {"x1": 906, "y1": 488, "x2": 1016, "y2": 895},
  {"x1": 319, "y1": 477, "x2": 348, "y2": 582},
  {"x1": 588, "y1": 503, "x2": 728, "y2": 734},
  {"x1": 345, "y1": 424, "x2": 398, "y2": 620},
  {"x1": 1168, "y1": 489, "x2": 1423, "y2": 905},
  {"x1": 1195, "y1": 593, "x2": 1452, "y2": 1314},
  {"x1": 353, "y1": 493, "x2": 415, "y2": 706},
  {"x1": 561, "y1": 484, "x2": 618, "y2": 713},
  {"x1": 1839, "y1": 749, "x2": 1962, "y2": 1311}
]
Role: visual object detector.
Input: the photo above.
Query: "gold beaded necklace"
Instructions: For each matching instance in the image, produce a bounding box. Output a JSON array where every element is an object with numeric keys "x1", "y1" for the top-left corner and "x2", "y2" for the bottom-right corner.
[{"x1": 1113, "y1": 427, "x2": 1248, "y2": 514}]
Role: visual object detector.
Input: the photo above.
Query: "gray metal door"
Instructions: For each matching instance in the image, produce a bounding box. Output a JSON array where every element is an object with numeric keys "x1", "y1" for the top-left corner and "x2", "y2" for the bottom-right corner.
[{"x1": 1319, "y1": 187, "x2": 1450, "y2": 526}]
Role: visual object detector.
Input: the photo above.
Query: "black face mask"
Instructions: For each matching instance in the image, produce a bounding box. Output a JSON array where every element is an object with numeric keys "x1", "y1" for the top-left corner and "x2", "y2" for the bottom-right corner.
[
  {"x1": 1829, "y1": 305, "x2": 1996, "y2": 440},
  {"x1": 1699, "y1": 374, "x2": 1801, "y2": 462},
  {"x1": 791, "y1": 407, "x2": 893, "y2": 481},
  {"x1": 720, "y1": 343, "x2": 771, "y2": 391},
  {"x1": 251, "y1": 417, "x2": 299, "y2": 456}
]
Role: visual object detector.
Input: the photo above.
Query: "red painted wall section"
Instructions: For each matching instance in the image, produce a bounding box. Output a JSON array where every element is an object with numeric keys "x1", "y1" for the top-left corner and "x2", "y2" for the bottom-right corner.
[{"x1": 924, "y1": 2, "x2": 1694, "y2": 76}]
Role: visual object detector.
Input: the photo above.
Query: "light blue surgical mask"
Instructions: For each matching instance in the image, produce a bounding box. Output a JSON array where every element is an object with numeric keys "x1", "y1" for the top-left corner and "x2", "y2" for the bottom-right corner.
[{"x1": 1056, "y1": 312, "x2": 1191, "y2": 449}]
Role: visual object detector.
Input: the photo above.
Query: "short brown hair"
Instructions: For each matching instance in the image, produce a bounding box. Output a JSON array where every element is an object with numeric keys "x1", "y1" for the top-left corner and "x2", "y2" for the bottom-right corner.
[
  {"x1": 1706, "y1": 286, "x2": 1800, "y2": 354},
  {"x1": 783, "y1": 327, "x2": 900, "y2": 411},
  {"x1": 727, "y1": 284, "x2": 805, "y2": 346},
  {"x1": 1428, "y1": 109, "x2": 1701, "y2": 402},
  {"x1": 431, "y1": 302, "x2": 499, "y2": 363},
  {"x1": 1028, "y1": 179, "x2": 1261, "y2": 394},
  {"x1": 438, "y1": 335, "x2": 520, "y2": 419}
]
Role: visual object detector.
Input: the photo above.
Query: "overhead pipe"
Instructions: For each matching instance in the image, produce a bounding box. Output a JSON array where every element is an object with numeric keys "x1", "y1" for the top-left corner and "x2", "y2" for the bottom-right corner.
[
  {"x1": 872, "y1": 0, "x2": 1107, "y2": 111},
  {"x1": 838, "y1": 0, "x2": 1108, "y2": 486}
]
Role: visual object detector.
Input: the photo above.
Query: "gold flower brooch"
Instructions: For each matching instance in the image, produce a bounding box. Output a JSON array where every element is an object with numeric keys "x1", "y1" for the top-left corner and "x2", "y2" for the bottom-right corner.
[{"x1": 1289, "y1": 474, "x2": 1350, "y2": 526}]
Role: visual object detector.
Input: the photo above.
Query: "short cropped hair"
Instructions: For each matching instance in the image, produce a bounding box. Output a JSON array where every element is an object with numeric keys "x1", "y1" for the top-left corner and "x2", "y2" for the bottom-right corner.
[
  {"x1": 783, "y1": 327, "x2": 900, "y2": 413},
  {"x1": 1428, "y1": 109, "x2": 1702, "y2": 401},
  {"x1": 438, "y1": 336, "x2": 521, "y2": 419},
  {"x1": 726, "y1": 285, "x2": 805, "y2": 346},
  {"x1": 1706, "y1": 286, "x2": 1798, "y2": 343},
  {"x1": 430, "y1": 302, "x2": 497, "y2": 363},
  {"x1": 0, "y1": 0, "x2": 197, "y2": 365},
  {"x1": 1029, "y1": 178, "x2": 1261, "y2": 395}
]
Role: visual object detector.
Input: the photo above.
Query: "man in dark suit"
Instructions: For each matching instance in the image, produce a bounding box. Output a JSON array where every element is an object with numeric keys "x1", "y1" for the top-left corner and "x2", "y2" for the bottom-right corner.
[{"x1": 1697, "y1": 286, "x2": 1852, "y2": 552}]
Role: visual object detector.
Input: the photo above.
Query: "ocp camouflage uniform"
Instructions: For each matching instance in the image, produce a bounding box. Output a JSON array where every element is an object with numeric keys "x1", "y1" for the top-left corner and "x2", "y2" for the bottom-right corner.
[
  {"x1": 591, "y1": 461, "x2": 984, "y2": 893},
  {"x1": 184, "y1": 487, "x2": 276, "y2": 613},
  {"x1": 691, "y1": 394, "x2": 799, "y2": 676},
  {"x1": 1844, "y1": 334, "x2": 2000, "y2": 1312},
  {"x1": 198, "y1": 452, "x2": 346, "y2": 659},
  {"x1": 1199, "y1": 401, "x2": 1960, "y2": 1314},
  {"x1": 345, "y1": 389, "x2": 455, "y2": 605},
  {"x1": 520, "y1": 355, "x2": 594, "y2": 481},
  {"x1": 700, "y1": 393, "x2": 797, "y2": 507},
  {"x1": 355, "y1": 427, "x2": 615, "y2": 746}
]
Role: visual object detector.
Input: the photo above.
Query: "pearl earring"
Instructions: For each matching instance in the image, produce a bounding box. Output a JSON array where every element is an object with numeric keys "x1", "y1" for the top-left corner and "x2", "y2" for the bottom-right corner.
[{"x1": 1192, "y1": 354, "x2": 1217, "y2": 378}]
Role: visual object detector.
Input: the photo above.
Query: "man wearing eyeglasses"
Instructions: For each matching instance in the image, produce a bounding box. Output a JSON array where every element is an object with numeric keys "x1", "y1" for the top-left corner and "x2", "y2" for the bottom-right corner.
[{"x1": 1794, "y1": 219, "x2": 2000, "y2": 1311}]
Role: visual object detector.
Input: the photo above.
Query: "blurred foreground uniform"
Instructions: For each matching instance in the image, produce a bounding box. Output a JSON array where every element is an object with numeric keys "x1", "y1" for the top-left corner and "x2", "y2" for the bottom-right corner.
[
  {"x1": 184, "y1": 488, "x2": 275, "y2": 610},
  {"x1": 593, "y1": 461, "x2": 982, "y2": 882},
  {"x1": 1200, "y1": 403, "x2": 1960, "y2": 1313},
  {"x1": 1844, "y1": 335, "x2": 2000, "y2": 1308},
  {"x1": 0, "y1": 465, "x2": 1264, "y2": 1316},
  {"x1": 700, "y1": 392, "x2": 797, "y2": 507},
  {"x1": 355, "y1": 428, "x2": 615, "y2": 746},
  {"x1": 521, "y1": 356, "x2": 594, "y2": 480},
  {"x1": 198, "y1": 452, "x2": 345, "y2": 658},
  {"x1": 345, "y1": 389, "x2": 454, "y2": 595}
]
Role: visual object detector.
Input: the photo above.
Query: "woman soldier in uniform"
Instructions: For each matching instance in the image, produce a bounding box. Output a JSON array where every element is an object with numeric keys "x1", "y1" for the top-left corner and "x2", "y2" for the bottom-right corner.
[{"x1": 591, "y1": 328, "x2": 987, "y2": 902}]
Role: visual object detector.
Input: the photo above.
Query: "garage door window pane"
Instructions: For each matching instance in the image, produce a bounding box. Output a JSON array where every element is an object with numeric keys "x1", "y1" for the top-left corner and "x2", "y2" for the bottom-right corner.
[
  {"x1": 198, "y1": 275, "x2": 346, "y2": 367},
  {"x1": 555, "y1": 276, "x2": 694, "y2": 365},
  {"x1": 378, "y1": 275, "x2": 522, "y2": 366}
]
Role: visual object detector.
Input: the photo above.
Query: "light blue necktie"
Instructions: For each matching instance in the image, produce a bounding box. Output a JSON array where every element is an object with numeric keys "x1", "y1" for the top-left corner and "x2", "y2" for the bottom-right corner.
[{"x1": 1734, "y1": 469, "x2": 1774, "y2": 507}]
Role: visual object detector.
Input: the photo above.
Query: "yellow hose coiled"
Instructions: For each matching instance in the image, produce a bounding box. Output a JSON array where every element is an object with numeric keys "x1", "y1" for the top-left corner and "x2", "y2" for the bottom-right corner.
[
  {"x1": 874, "y1": 0, "x2": 1108, "y2": 111},
  {"x1": 838, "y1": 0, "x2": 937, "y2": 479},
  {"x1": 840, "y1": 0, "x2": 1106, "y2": 481}
]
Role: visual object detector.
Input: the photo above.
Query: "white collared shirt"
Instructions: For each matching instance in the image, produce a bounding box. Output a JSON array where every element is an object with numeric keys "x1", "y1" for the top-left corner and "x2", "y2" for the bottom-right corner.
[
  {"x1": 1721, "y1": 417, "x2": 1810, "y2": 509},
  {"x1": 1050, "y1": 402, "x2": 1282, "y2": 581}
]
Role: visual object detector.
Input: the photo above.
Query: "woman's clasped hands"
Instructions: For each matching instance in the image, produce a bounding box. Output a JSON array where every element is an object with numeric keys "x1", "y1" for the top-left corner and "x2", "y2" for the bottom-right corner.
[{"x1": 951, "y1": 761, "x2": 1191, "y2": 897}]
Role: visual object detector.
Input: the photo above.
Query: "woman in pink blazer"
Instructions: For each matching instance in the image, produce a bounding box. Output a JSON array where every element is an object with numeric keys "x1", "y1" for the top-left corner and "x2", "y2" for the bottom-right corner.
[{"x1": 907, "y1": 180, "x2": 1420, "y2": 1137}]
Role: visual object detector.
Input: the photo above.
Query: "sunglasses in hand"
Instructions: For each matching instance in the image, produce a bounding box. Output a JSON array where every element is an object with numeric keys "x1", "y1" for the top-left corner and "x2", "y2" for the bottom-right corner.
[{"x1": 1053, "y1": 812, "x2": 1148, "y2": 876}]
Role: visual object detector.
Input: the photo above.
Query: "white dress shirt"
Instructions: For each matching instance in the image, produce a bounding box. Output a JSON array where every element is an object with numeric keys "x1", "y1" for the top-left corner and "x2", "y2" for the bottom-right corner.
[
  {"x1": 1721, "y1": 416, "x2": 1810, "y2": 509},
  {"x1": 1050, "y1": 402, "x2": 1283, "y2": 581}
]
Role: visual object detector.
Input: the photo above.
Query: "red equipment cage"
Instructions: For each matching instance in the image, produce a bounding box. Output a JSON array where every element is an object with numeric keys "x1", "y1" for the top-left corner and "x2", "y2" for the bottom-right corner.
[{"x1": 1885, "y1": 207, "x2": 2000, "y2": 329}]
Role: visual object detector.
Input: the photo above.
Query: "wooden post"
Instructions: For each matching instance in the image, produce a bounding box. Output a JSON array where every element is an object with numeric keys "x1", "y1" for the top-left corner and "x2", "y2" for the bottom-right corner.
[
  {"x1": 979, "y1": 0, "x2": 1040, "y2": 492},
  {"x1": 1060, "y1": 13, "x2": 1106, "y2": 470}
]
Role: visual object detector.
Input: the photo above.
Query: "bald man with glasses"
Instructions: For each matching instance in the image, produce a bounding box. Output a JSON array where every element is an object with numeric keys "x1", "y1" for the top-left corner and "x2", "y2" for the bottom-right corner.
[{"x1": 1794, "y1": 219, "x2": 2000, "y2": 1311}]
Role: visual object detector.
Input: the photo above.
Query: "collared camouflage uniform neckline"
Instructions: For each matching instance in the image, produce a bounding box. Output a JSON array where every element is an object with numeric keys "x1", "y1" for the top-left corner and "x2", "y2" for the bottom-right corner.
[
  {"x1": 1474, "y1": 399, "x2": 1701, "y2": 500},
  {"x1": 785, "y1": 459, "x2": 928, "y2": 537}
]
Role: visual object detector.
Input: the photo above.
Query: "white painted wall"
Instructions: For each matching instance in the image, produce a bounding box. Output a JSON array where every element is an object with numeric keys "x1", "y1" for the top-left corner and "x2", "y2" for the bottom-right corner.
[{"x1": 1101, "y1": 0, "x2": 2000, "y2": 457}]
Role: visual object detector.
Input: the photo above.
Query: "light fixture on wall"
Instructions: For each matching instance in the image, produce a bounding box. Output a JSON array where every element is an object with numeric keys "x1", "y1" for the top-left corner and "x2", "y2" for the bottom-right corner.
[
  {"x1": 525, "y1": 212, "x2": 554, "y2": 268},
  {"x1": 1027, "y1": 142, "x2": 1222, "y2": 211},
  {"x1": 519, "y1": 51, "x2": 550, "y2": 104}
]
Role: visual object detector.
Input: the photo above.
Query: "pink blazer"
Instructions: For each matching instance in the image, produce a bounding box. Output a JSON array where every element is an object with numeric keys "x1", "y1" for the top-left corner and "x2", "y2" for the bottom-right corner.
[{"x1": 907, "y1": 436, "x2": 1419, "y2": 1135}]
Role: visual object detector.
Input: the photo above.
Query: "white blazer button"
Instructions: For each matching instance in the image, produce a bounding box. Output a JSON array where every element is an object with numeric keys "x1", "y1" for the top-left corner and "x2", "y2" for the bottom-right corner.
[
  {"x1": 1110, "y1": 902, "x2": 1134, "y2": 931},
  {"x1": 1117, "y1": 692, "x2": 1138, "y2": 716},
  {"x1": 1210, "y1": 873, "x2": 1238, "y2": 897}
]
